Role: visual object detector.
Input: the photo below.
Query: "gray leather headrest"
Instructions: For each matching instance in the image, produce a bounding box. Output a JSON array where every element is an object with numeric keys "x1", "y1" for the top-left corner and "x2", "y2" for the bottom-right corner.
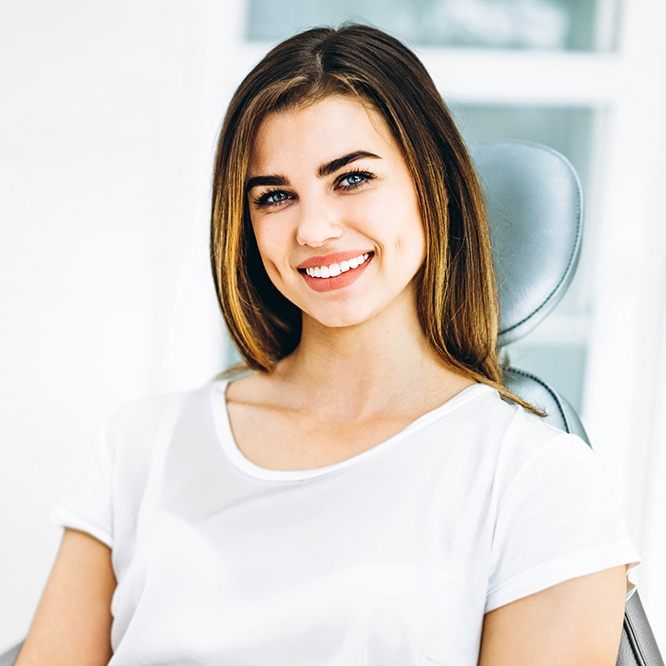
[{"x1": 470, "y1": 141, "x2": 583, "y2": 346}]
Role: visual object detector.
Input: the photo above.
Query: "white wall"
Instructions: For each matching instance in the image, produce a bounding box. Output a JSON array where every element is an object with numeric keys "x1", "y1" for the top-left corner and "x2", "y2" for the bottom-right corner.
[{"x1": 0, "y1": 0, "x2": 227, "y2": 649}]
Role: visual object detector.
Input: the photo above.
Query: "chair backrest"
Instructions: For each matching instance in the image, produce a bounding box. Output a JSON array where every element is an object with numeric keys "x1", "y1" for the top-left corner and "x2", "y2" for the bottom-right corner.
[{"x1": 473, "y1": 140, "x2": 663, "y2": 666}]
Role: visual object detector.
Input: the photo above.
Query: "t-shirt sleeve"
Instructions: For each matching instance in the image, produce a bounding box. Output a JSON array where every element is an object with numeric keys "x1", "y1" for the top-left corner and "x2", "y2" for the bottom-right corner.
[
  {"x1": 486, "y1": 432, "x2": 642, "y2": 613},
  {"x1": 48, "y1": 415, "x2": 114, "y2": 548}
]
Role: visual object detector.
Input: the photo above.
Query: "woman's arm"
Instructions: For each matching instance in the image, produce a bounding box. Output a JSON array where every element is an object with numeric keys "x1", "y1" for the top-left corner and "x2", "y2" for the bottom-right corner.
[
  {"x1": 478, "y1": 564, "x2": 628, "y2": 665},
  {"x1": 16, "y1": 528, "x2": 116, "y2": 666}
]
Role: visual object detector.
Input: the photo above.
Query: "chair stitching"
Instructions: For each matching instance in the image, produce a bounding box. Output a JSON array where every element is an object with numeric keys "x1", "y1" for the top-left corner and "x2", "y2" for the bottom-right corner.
[
  {"x1": 489, "y1": 141, "x2": 583, "y2": 336},
  {"x1": 505, "y1": 366, "x2": 570, "y2": 432}
]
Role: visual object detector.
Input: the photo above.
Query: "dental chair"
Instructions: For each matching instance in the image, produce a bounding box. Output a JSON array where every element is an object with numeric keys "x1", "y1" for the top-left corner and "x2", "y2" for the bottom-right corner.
[{"x1": 1, "y1": 141, "x2": 662, "y2": 665}]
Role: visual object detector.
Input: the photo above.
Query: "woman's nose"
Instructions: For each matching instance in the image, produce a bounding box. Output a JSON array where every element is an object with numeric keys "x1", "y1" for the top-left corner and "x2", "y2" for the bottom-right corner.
[{"x1": 295, "y1": 193, "x2": 344, "y2": 247}]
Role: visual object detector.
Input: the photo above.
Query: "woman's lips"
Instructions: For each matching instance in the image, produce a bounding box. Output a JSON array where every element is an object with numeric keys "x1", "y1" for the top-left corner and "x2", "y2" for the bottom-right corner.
[
  {"x1": 297, "y1": 249, "x2": 374, "y2": 270},
  {"x1": 299, "y1": 252, "x2": 374, "y2": 292}
]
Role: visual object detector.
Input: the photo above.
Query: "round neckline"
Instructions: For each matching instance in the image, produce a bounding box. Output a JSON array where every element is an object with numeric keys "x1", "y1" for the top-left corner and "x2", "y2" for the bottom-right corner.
[{"x1": 209, "y1": 377, "x2": 497, "y2": 482}]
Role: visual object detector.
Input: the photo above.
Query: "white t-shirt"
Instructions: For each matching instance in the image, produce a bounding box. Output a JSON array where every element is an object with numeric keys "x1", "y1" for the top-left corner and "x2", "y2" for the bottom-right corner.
[{"x1": 49, "y1": 376, "x2": 641, "y2": 665}]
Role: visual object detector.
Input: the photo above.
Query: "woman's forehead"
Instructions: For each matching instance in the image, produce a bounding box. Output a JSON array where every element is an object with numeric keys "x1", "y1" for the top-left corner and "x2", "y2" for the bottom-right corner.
[{"x1": 248, "y1": 95, "x2": 396, "y2": 172}]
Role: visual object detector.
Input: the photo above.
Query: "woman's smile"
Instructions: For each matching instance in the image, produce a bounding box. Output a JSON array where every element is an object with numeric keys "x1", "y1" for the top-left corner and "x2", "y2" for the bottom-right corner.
[{"x1": 298, "y1": 251, "x2": 375, "y2": 292}]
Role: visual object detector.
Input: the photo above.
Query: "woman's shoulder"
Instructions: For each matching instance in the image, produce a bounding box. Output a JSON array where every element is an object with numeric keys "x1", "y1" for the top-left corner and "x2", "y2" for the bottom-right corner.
[
  {"x1": 99, "y1": 386, "x2": 198, "y2": 469},
  {"x1": 490, "y1": 392, "x2": 592, "y2": 491},
  {"x1": 107, "y1": 387, "x2": 191, "y2": 432}
]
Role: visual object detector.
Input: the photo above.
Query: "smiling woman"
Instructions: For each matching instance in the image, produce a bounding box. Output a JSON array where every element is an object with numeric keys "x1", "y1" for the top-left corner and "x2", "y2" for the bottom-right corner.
[
  {"x1": 210, "y1": 23, "x2": 528, "y2": 411},
  {"x1": 244, "y1": 94, "x2": 428, "y2": 315},
  {"x1": 20, "y1": 20, "x2": 641, "y2": 666}
]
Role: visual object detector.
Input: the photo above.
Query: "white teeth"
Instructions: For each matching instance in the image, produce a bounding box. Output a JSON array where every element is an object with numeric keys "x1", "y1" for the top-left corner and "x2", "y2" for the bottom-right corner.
[{"x1": 304, "y1": 253, "x2": 371, "y2": 278}]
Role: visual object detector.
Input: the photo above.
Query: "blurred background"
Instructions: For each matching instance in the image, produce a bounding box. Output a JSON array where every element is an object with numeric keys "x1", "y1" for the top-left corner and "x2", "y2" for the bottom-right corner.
[{"x1": 1, "y1": 0, "x2": 665, "y2": 653}]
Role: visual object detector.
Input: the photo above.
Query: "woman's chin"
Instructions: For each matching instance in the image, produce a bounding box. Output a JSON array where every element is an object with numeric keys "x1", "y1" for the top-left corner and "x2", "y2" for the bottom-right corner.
[{"x1": 302, "y1": 308, "x2": 374, "y2": 330}]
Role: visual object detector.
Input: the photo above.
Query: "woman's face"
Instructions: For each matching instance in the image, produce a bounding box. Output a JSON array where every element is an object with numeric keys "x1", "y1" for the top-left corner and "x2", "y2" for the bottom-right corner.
[{"x1": 246, "y1": 94, "x2": 427, "y2": 328}]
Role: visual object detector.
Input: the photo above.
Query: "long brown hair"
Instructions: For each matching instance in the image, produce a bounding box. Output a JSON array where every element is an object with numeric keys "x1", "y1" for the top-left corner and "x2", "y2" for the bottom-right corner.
[{"x1": 209, "y1": 22, "x2": 546, "y2": 418}]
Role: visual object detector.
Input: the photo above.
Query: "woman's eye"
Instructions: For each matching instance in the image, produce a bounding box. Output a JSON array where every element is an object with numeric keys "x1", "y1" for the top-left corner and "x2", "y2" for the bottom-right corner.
[
  {"x1": 253, "y1": 189, "x2": 292, "y2": 208},
  {"x1": 338, "y1": 170, "x2": 373, "y2": 189}
]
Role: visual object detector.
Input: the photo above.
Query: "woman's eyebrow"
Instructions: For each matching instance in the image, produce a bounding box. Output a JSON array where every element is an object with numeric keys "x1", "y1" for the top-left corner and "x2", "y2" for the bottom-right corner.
[{"x1": 244, "y1": 150, "x2": 381, "y2": 194}]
